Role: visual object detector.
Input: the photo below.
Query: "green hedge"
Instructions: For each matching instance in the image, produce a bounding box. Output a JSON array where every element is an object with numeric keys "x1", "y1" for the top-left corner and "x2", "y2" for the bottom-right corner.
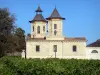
[{"x1": 0, "y1": 56, "x2": 100, "y2": 75}]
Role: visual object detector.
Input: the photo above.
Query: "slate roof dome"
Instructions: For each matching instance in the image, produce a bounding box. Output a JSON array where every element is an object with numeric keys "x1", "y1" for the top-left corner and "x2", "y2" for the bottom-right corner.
[
  {"x1": 46, "y1": 7, "x2": 65, "y2": 20},
  {"x1": 35, "y1": 6, "x2": 43, "y2": 12},
  {"x1": 29, "y1": 6, "x2": 47, "y2": 23}
]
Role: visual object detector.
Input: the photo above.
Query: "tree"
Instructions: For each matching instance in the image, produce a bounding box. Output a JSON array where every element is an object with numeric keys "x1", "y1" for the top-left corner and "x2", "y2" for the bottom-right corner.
[
  {"x1": 0, "y1": 8, "x2": 26, "y2": 57},
  {"x1": 14, "y1": 28, "x2": 25, "y2": 52},
  {"x1": 0, "y1": 8, "x2": 15, "y2": 57}
]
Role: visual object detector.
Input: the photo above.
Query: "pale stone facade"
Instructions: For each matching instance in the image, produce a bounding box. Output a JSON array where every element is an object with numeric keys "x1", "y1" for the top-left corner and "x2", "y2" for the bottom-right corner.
[
  {"x1": 22, "y1": 6, "x2": 100, "y2": 59},
  {"x1": 25, "y1": 40, "x2": 87, "y2": 59},
  {"x1": 86, "y1": 47, "x2": 100, "y2": 59},
  {"x1": 31, "y1": 21, "x2": 46, "y2": 38}
]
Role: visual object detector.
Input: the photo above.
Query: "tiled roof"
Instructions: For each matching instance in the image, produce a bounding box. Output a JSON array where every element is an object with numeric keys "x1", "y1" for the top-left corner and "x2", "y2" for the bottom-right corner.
[
  {"x1": 29, "y1": 6, "x2": 46, "y2": 23},
  {"x1": 87, "y1": 39, "x2": 100, "y2": 47},
  {"x1": 29, "y1": 14, "x2": 47, "y2": 23},
  {"x1": 64, "y1": 37, "x2": 87, "y2": 41},
  {"x1": 28, "y1": 37, "x2": 87, "y2": 42},
  {"x1": 46, "y1": 8, "x2": 65, "y2": 20}
]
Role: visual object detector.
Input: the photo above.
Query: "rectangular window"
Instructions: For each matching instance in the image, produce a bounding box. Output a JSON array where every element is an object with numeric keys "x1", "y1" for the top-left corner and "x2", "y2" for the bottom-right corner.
[
  {"x1": 33, "y1": 26, "x2": 34, "y2": 31},
  {"x1": 54, "y1": 24, "x2": 57, "y2": 29},
  {"x1": 37, "y1": 26, "x2": 40, "y2": 34},
  {"x1": 73, "y1": 45, "x2": 77, "y2": 52},
  {"x1": 36, "y1": 45, "x2": 40, "y2": 52},
  {"x1": 43, "y1": 26, "x2": 45, "y2": 32},
  {"x1": 53, "y1": 45, "x2": 57, "y2": 52}
]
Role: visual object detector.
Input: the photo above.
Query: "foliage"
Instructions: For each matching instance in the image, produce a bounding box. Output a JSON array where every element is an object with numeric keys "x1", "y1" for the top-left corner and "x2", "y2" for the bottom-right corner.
[
  {"x1": 0, "y1": 8, "x2": 25, "y2": 57},
  {"x1": 0, "y1": 8, "x2": 15, "y2": 57},
  {"x1": 14, "y1": 28, "x2": 25, "y2": 52},
  {"x1": 0, "y1": 56, "x2": 100, "y2": 75}
]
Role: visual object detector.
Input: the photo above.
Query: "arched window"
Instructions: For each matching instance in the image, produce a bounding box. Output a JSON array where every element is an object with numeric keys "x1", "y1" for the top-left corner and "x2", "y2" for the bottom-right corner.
[
  {"x1": 43, "y1": 26, "x2": 45, "y2": 32},
  {"x1": 33, "y1": 26, "x2": 34, "y2": 31},
  {"x1": 37, "y1": 26, "x2": 40, "y2": 34},
  {"x1": 54, "y1": 24, "x2": 57, "y2": 29},
  {"x1": 91, "y1": 50, "x2": 98, "y2": 53}
]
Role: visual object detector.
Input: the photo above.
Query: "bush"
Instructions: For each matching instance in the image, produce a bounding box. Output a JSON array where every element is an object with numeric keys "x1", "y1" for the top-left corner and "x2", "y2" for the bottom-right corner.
[{"x1": 0, "y1": 56, "x2": 100, "y2": 75}]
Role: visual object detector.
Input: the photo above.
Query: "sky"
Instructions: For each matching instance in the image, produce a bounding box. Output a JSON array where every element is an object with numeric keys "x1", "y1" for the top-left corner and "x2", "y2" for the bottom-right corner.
[{"x1": 0, "y1": 0, "x2": 100, "y2": 44}]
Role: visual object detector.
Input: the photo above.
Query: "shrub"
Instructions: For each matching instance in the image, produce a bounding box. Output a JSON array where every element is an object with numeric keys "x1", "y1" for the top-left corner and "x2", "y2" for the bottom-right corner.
[{"x1": 0, "y1": 56, "x2": 100, "y2": 75}]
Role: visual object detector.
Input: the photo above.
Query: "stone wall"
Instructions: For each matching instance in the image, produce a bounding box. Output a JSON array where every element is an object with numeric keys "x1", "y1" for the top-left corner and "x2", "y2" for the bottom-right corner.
[
  {"x1": 25, "y1": 40, "x2": 87, "y2": 59},
  {"x1": 86, "y1": 47, "x2": 100, "y2": 59}
]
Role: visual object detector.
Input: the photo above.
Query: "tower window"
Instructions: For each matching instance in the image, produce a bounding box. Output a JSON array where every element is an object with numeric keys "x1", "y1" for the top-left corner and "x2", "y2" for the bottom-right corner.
[
  {"x1": 33, "y1": 26, "x2": 34, "y2": 31},
  {"x1": 53, "y1": 45, "x2": 57, "y2": 52},
  {"x1": 43, "y1": 26, "x2": 45, "y2": 32},
  {"x1": 36, "y1": 45, "x2": 40, "y2": 52},
  {"x1": 73, "y1": 45, "x2": 77, "y2": 52},
  {"x1": 54, "y1": 30, "x2": 57, "y2": 35},
  {"x1": 54, "y1": 24, "x2": 57, "y2": 29},
  {"x1": 37, "y1": 26, "x2": 40, "y2": 34}
]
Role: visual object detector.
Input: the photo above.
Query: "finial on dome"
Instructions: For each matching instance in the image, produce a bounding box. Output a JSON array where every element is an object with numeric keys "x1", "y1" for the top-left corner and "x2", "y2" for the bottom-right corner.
[{"x1": 35, "y1": 5, "x2": 43, "y2": 12}]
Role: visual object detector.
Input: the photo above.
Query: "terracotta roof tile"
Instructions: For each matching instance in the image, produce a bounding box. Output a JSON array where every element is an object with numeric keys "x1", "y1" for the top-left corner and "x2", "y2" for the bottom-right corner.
[
  {"x1": 28, "y1": 37, "x2": 87, "y2": 42},
  {"x1": 64, "y1": 37, "x2": 87, "y2": 41}
]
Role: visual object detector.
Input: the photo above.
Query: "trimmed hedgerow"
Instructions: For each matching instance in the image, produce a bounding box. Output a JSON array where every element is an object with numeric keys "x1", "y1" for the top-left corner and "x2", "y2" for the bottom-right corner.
[{"x1": 0, "y1": 56, "x2": 100, "y2": 75}]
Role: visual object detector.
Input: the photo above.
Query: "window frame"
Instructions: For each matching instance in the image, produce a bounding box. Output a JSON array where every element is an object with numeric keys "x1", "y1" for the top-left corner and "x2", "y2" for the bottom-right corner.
[
  {"x1": 73, "y1": 45, "x2": 77, "y2": 52},
  {"x1": 33, "y1": 26, "x2": 34, "y2": 31},
  {"x1": 43, "y1": 26, "x2": 45, "y2": 32},
  {"x1": 36, "y1": 45, "x2": 40, "y2": 52},
  {"x1": 37, "y1": 26, "x2": 40, "y2": 34},
  {"x1": 53, "y1": 45, "x2": 57, "y2": 52},
  {"x1": 54, "y1": 24, "x2": 57, "y2": 29},
  {"x1": 91, "y1": 50, "x2": 98, "y2": 53}
]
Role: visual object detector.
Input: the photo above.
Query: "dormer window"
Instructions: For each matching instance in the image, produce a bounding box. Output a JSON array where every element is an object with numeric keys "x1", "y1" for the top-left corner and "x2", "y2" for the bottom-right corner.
[{"x1": 54, "y1": 24, "x2": 57, "y2": 29}]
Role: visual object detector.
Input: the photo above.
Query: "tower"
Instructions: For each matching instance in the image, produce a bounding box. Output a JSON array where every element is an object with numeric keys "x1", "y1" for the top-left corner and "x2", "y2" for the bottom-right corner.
[
  {"x1": 46, "y1": 7, "x2": 65, "y2": 40},
  {"x1": 29, "y1": 6, "x2": 47, "y2": 38}
]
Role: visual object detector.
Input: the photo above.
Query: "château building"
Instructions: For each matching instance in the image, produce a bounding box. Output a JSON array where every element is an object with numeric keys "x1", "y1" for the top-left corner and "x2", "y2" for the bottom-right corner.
[{"x1": 22, "y1": 6, "x2": 100, "y2": 59}]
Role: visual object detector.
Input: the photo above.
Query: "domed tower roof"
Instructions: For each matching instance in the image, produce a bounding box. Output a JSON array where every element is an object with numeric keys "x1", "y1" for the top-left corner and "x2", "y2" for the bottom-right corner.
[
  {"x1": 29, "y1": 6, "x2": 47, "y2": 23},
  {"x1": 35, "y1": 5, "x2": 43, "y2": 12},
  {"x1": 46, "y1": 7, "x2": 65, "y2": 20}
]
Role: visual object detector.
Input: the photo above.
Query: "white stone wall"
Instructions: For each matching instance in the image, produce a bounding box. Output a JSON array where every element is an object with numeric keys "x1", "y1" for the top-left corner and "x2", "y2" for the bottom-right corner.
[
  {"x1": 63, "y1": 41, "x2": 86, "y2": 59},
  {"x1": 24, "y1": 40, "x2": 100, "y2": 59},
  {"x1": 31, "y1": 21, "x2": 46, "y2": 38},
  {"x1": 86, "y1": 47, "x2": 100, "y2": 59},
  {"x1": 7, "y1": 52, "x2": 21, "y2": 56},
  {"x1": 47, "y1": 19, "x2": 64, "y2": 40},
  {"x1": 25, "y1": 40, "x2": 87, "y2": 59},
  {"x1": 47, "y1": 19, "x2": 63, "y2": 37},
  {"x1": 26, "y1": 41, "x2": 49, "y2": 58}
]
